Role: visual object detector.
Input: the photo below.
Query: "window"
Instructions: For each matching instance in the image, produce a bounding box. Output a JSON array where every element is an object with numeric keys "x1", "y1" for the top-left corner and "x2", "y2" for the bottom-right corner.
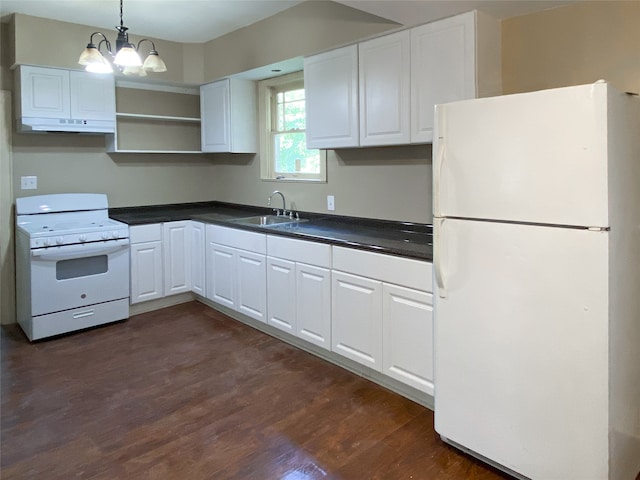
[{"x1": 259, "y1": 71, "x2": 326, "y2": 182}]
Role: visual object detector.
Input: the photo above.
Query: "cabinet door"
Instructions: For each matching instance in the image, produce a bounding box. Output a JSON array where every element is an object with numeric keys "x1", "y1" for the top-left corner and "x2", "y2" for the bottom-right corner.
[
  {"x1": 130, "y1": 240, "x2": 163, "y2": 304},
  {"x1": 69, "y1": 71, "x2": 115, "y2": 121},
  {"x1": 163, "y1": 221, "x2": 192, "y2": 296},
  {"x1": 331, "y1": 271, "x2": 382, "y2": 370},
  {"x1": 358, "y1": 30, "x2": 411, "y2": 146},
  {"x1": 296, "y1": 263, "x2": 331, "y2": 350},
  {"x1": 382, "y1": 284, "x2": 434, "y2": 394},
  {"x1": 237, "y1": 249, "x2": 267, "y2": 322},
  {"x1": 201, "y1": 79, "x2": 231, "y2": 152},
  {"x1": 304, "y1": 45, "x2": 359, "y2": 149},
  {"x1": 266, "y1": 256, "x2": 296, "y2": 334},
  {"x1": 410, "y1": 12, "x2": 475, "y2": 143},
  {"x1": 190, "y1": 221, "x2": 206, "y2": 296},
  {"x1": 19, "y1": 66, "x2": 70, "y2": 119},
  {"x1": 206, "y1": 242, "x2": 237, "y2": 309}
]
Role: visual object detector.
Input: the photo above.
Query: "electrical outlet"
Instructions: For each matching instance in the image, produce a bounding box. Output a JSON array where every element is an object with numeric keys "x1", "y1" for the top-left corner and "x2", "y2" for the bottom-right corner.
[
  {"x1": 327, "y1": 195, "x2": 335, "y2": 211},
  {"x1": 21, "y1": 176, "x2": 37, "y2": 190}
]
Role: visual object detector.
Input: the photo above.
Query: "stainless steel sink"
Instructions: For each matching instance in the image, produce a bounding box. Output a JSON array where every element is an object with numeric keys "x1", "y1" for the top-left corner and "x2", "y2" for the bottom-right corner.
[{"x1": 229, "y1": 215, "x2": 305, "y2": 227}]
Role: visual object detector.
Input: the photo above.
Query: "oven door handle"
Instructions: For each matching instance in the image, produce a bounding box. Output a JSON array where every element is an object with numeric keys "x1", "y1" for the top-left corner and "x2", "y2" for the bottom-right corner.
[{"x1": 31, "y1": 240, "x2": 129, "y2": 261}]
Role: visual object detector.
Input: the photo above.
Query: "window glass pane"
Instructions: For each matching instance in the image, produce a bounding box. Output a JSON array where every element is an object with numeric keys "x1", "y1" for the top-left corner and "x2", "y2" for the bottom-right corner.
[
  {"x1": 274, "y1": 132, "x2": 320, "y2": 174},
  {"x1": 283, "y1": 100, "x2": 305, "y2": 130},
  {"x1": 276, "y1": 102, "x2": 284, "y2": 131},
  {"x1": 284, "y1": 89, "x2": 305, "y2": 102}
]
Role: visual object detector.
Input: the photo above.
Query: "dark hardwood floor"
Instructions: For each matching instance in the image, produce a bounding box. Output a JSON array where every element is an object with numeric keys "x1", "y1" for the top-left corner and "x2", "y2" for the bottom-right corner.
[{"x1": 2, "y1": 301, "x2": 512, "y2": 480}]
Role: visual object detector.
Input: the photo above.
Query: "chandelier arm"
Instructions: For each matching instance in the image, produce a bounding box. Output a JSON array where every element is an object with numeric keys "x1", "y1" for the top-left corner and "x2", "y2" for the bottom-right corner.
[{"x1": 136, "y1": 39, "x2": 157, "y2": 52}]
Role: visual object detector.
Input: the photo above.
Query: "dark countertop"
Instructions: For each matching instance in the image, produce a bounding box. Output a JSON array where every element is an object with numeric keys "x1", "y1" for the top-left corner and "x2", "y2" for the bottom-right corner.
[{"x1": 110, "y1": 201, "x2": 433, "y2": 261}]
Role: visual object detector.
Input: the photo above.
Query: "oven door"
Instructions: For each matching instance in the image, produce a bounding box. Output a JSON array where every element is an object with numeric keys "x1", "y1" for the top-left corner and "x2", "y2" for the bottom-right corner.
[{"x1": 30, "y1": 239, "x2": 130, "y2": 316}]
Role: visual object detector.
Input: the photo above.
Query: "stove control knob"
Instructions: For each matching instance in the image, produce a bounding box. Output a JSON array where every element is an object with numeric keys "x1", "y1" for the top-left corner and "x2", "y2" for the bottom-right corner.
[
  {"x1": 42, "y1": 238, "x2": 51, "y2": 247},
  {"x1": 56, "y1": 236, "x2": 64, "y2": 245},
  {"x1": 112, "y1": 231, "x2": 120, "y2": 239},
  {"x1": 101, "y1": 232, "x2": 110, "y2": 240},
  {"x1": 79, "y1": 235, "x2": 88, "y2": 243}
]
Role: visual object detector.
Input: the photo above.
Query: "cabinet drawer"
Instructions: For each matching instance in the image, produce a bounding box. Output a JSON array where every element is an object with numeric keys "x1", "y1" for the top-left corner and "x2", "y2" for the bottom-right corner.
[
  {"x1": 332, "y1": 246, "x2": 432, "y2": 292},
  {"x1": 267, "y1": 235, "x2": 331, "y2": 267},
  {"x1": 206, "y1": 224, "x2": 266, "y2": 254},
  {"x1": 129, "y1": 223, "x2": 162, "y2": 244}
]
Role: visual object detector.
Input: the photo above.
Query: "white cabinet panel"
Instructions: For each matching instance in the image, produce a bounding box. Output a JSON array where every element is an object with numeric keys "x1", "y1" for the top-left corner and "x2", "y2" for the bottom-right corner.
[
  {"x1": 69, "y1": 70, "x2": 116, "y2": 122},
  {"x1": 200, "y1": 78, "x2": 257, "y2": 153},
  {"x1": 411, "y1": 11, "x2": 475, "y2": 143},
  {"x1": 163, "y1": 221, "x2": 192, "y2": 296},
  {"x1": 206, "y1": 243, "x2": 237, "y2": 310},
  {"x1": 267, "y1": 256, "x2": 296, "y2": 333},
  {"x1": 331, "y1": 270, "x2": 382, "y2": 370},
  {"x1": 236, "y1": 249, "x2": 267, "y2": 323},
  {"x1": 296, "y1": 263, "x2": 331, "y2": 349},
  {"x1": 332, "y1": 246, "x2": 432, "y2": 292},
  {"x1": 304, "y1": 44, "x2": 359, "y2": 149},
  {"x1": 358, "y1": 30, "x2": 411, "y2": 146},
  {"x1": 383, "y1": 284, "x2": 434, "y2": 394},
  {"x1": 130, "y1": 241, "x2": 163, "y2": 304},
  {"x1": 190, "y1": 221, "x2": 206, "y2": 296},
  {"x1": 18, "y1": 66, "x2": 70, "y2": 119}
]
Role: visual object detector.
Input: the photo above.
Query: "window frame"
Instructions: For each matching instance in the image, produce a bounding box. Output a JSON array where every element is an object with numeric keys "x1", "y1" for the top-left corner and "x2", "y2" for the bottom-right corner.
[{"x1": 259, "y1": 71, "x2": 326, "y2": 183}]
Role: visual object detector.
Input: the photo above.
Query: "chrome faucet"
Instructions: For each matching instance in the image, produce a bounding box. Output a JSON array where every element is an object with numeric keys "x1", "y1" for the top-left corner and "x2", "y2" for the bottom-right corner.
[{"x1": 268, "y1": 190, "x2": 286, "y2": 215}]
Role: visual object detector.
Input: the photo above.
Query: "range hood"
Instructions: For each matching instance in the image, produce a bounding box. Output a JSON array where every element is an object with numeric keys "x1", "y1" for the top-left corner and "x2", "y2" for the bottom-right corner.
[{"x1": 18, "y1": 117, "x2": 115, "y2": 134}]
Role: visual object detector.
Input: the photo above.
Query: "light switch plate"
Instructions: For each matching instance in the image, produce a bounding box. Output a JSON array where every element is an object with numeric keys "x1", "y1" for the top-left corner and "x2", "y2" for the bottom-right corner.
[
  {"x1": 21, "y1": 176, "x2": 37, "y2": 190},
  {"x1": 327, "y1": 195, "x2": 335, "y2": 211}
]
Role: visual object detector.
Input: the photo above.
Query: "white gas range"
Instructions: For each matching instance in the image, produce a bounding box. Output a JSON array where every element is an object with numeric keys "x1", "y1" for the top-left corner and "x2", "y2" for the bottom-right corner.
[{"x1": 15, "y1": 193, "x2": 130, "y2": 341}]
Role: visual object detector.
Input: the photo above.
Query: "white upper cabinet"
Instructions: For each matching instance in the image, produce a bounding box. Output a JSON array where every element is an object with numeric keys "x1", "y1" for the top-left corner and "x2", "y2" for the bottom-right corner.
[
  {"x1": 303, "y1": 10, "x2": 500, "y2": 148},
  {"x1": 358, "y1": 30, "x2": 411, "y2": 147},
  {"x1": 16, "y1": 65, "x2": 115, "y2": 132},
  {"x1": 69, "y1": 71, "x2": 116, "y2": 122},
  {"x1": 19, "y1": 66, "x2": 70, "y2": 119},
  {"x1": 200, "y1": 77, "x2": 257, "y2": 153},
  {"x1": 411, "y1": 10, "x2": 501, "y2": 143},
  {"x1": 304, "y1": 45, "x2": 359, "y2": 149}
]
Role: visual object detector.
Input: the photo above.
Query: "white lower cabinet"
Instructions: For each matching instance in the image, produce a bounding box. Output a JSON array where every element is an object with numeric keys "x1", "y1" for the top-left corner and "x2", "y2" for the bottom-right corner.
[
  {"x1": 236, "y1": 249, "x2": 267, "y2": 323},
  {"x1": 382, "y1": 284, "x2": 434, "y2": 395},
  {"x1": 266, "y1": 256, "x2": 296, "y2": 333},
  {"x1": 266, "y1": 235, "x2": 332, "y2": 350},
  {"x1": 205, "y1": 224, "x2": 267, "y2": 322},
  {"x1": 190, "y1": 221, "x2": 206, "y2": 297},
  {"x1": 130, "y1": 224, "x2": 164, "y2": 304},
  {"x1": 130, "y1": 221, "x2": 205, "y2": 305},
  {"x1": 331, "y1": 271, "x2": 383, "y2": 370},
  {"x1": 163, "y1": 221, "x2": 192, "y2": 296},
  {"x1": 331, "y1": 246, "x2": 434, "y2": 393},
  {"x1": 206, "y1": 242, "x2": 237, "y2": 309},
  {"x1": 295, "y1": 263, "x2": 331, "y2": 348}
]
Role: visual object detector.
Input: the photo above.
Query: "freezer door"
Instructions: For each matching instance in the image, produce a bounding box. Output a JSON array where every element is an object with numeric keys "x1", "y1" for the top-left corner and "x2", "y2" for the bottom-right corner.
[
  {"x1": 433, "y1": 83, "x2": 610, "y2": 227},
  {"x1": 433, "y1": 218, "x2": 609, "y2": 479}
]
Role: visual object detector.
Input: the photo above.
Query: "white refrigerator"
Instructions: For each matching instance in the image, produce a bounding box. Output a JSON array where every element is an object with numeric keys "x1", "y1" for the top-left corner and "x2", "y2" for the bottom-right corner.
[{"x1": 432, "y1": 82, "x2": 640, "y2": 480}]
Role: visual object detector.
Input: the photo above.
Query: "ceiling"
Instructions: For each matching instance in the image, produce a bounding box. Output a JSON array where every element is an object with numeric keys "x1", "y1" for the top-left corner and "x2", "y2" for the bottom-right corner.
[{"x1": 0, "y1": 0, "x2": 578, "y2": 44}]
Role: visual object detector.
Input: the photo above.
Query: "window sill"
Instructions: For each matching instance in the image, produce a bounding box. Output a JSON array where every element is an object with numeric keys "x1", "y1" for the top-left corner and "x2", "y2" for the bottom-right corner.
[{"x1": 261, "y1": 177, "x2": 327, "y2": 184}]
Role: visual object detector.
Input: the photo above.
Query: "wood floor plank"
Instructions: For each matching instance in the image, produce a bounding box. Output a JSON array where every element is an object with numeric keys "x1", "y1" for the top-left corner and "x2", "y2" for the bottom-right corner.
[{"x1": 1, "y1": 301, "x2": 512, "y2": 480}]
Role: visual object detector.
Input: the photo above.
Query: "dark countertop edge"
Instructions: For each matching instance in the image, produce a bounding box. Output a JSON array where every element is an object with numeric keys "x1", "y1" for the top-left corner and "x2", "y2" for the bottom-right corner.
[{"x1": 110, "y1": 201, "x2": 433, "y2": 261}]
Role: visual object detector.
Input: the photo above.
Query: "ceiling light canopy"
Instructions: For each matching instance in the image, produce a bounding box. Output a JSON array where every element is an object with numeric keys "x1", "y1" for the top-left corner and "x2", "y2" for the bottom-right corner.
[{"x1": 78, "y1": 0, "x2": 167, "y2": 76}]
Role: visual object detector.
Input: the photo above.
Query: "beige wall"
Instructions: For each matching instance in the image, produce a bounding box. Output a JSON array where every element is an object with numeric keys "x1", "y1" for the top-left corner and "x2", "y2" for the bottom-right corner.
[
  {"x1": 502, "y1": 1, "x2": 640, "y2": 94},
  {"x1": 1, "y1": 92, "x2": 15, "y2": 325},
  {"x1": 203, "y1": 1, "x2": 399, "y2": 80},
  {"x1": 212, "y1": 146, "x2": 431, "y2": 222}
]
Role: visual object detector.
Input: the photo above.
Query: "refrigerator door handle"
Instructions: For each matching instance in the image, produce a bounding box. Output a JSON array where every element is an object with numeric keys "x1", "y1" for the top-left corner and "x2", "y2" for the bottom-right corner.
[
  {"x1": 434, "y1": 217, "x2": 447, "y2": 298},
  {"x1": 433, "y1": 105, "x2": 446, "y2": 218}
]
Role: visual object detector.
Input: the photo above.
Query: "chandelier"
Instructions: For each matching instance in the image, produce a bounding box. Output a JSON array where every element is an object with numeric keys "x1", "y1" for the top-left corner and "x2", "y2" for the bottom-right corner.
[{"x1": 77, "y1": 0, "x2": 167, "y2": 76}]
